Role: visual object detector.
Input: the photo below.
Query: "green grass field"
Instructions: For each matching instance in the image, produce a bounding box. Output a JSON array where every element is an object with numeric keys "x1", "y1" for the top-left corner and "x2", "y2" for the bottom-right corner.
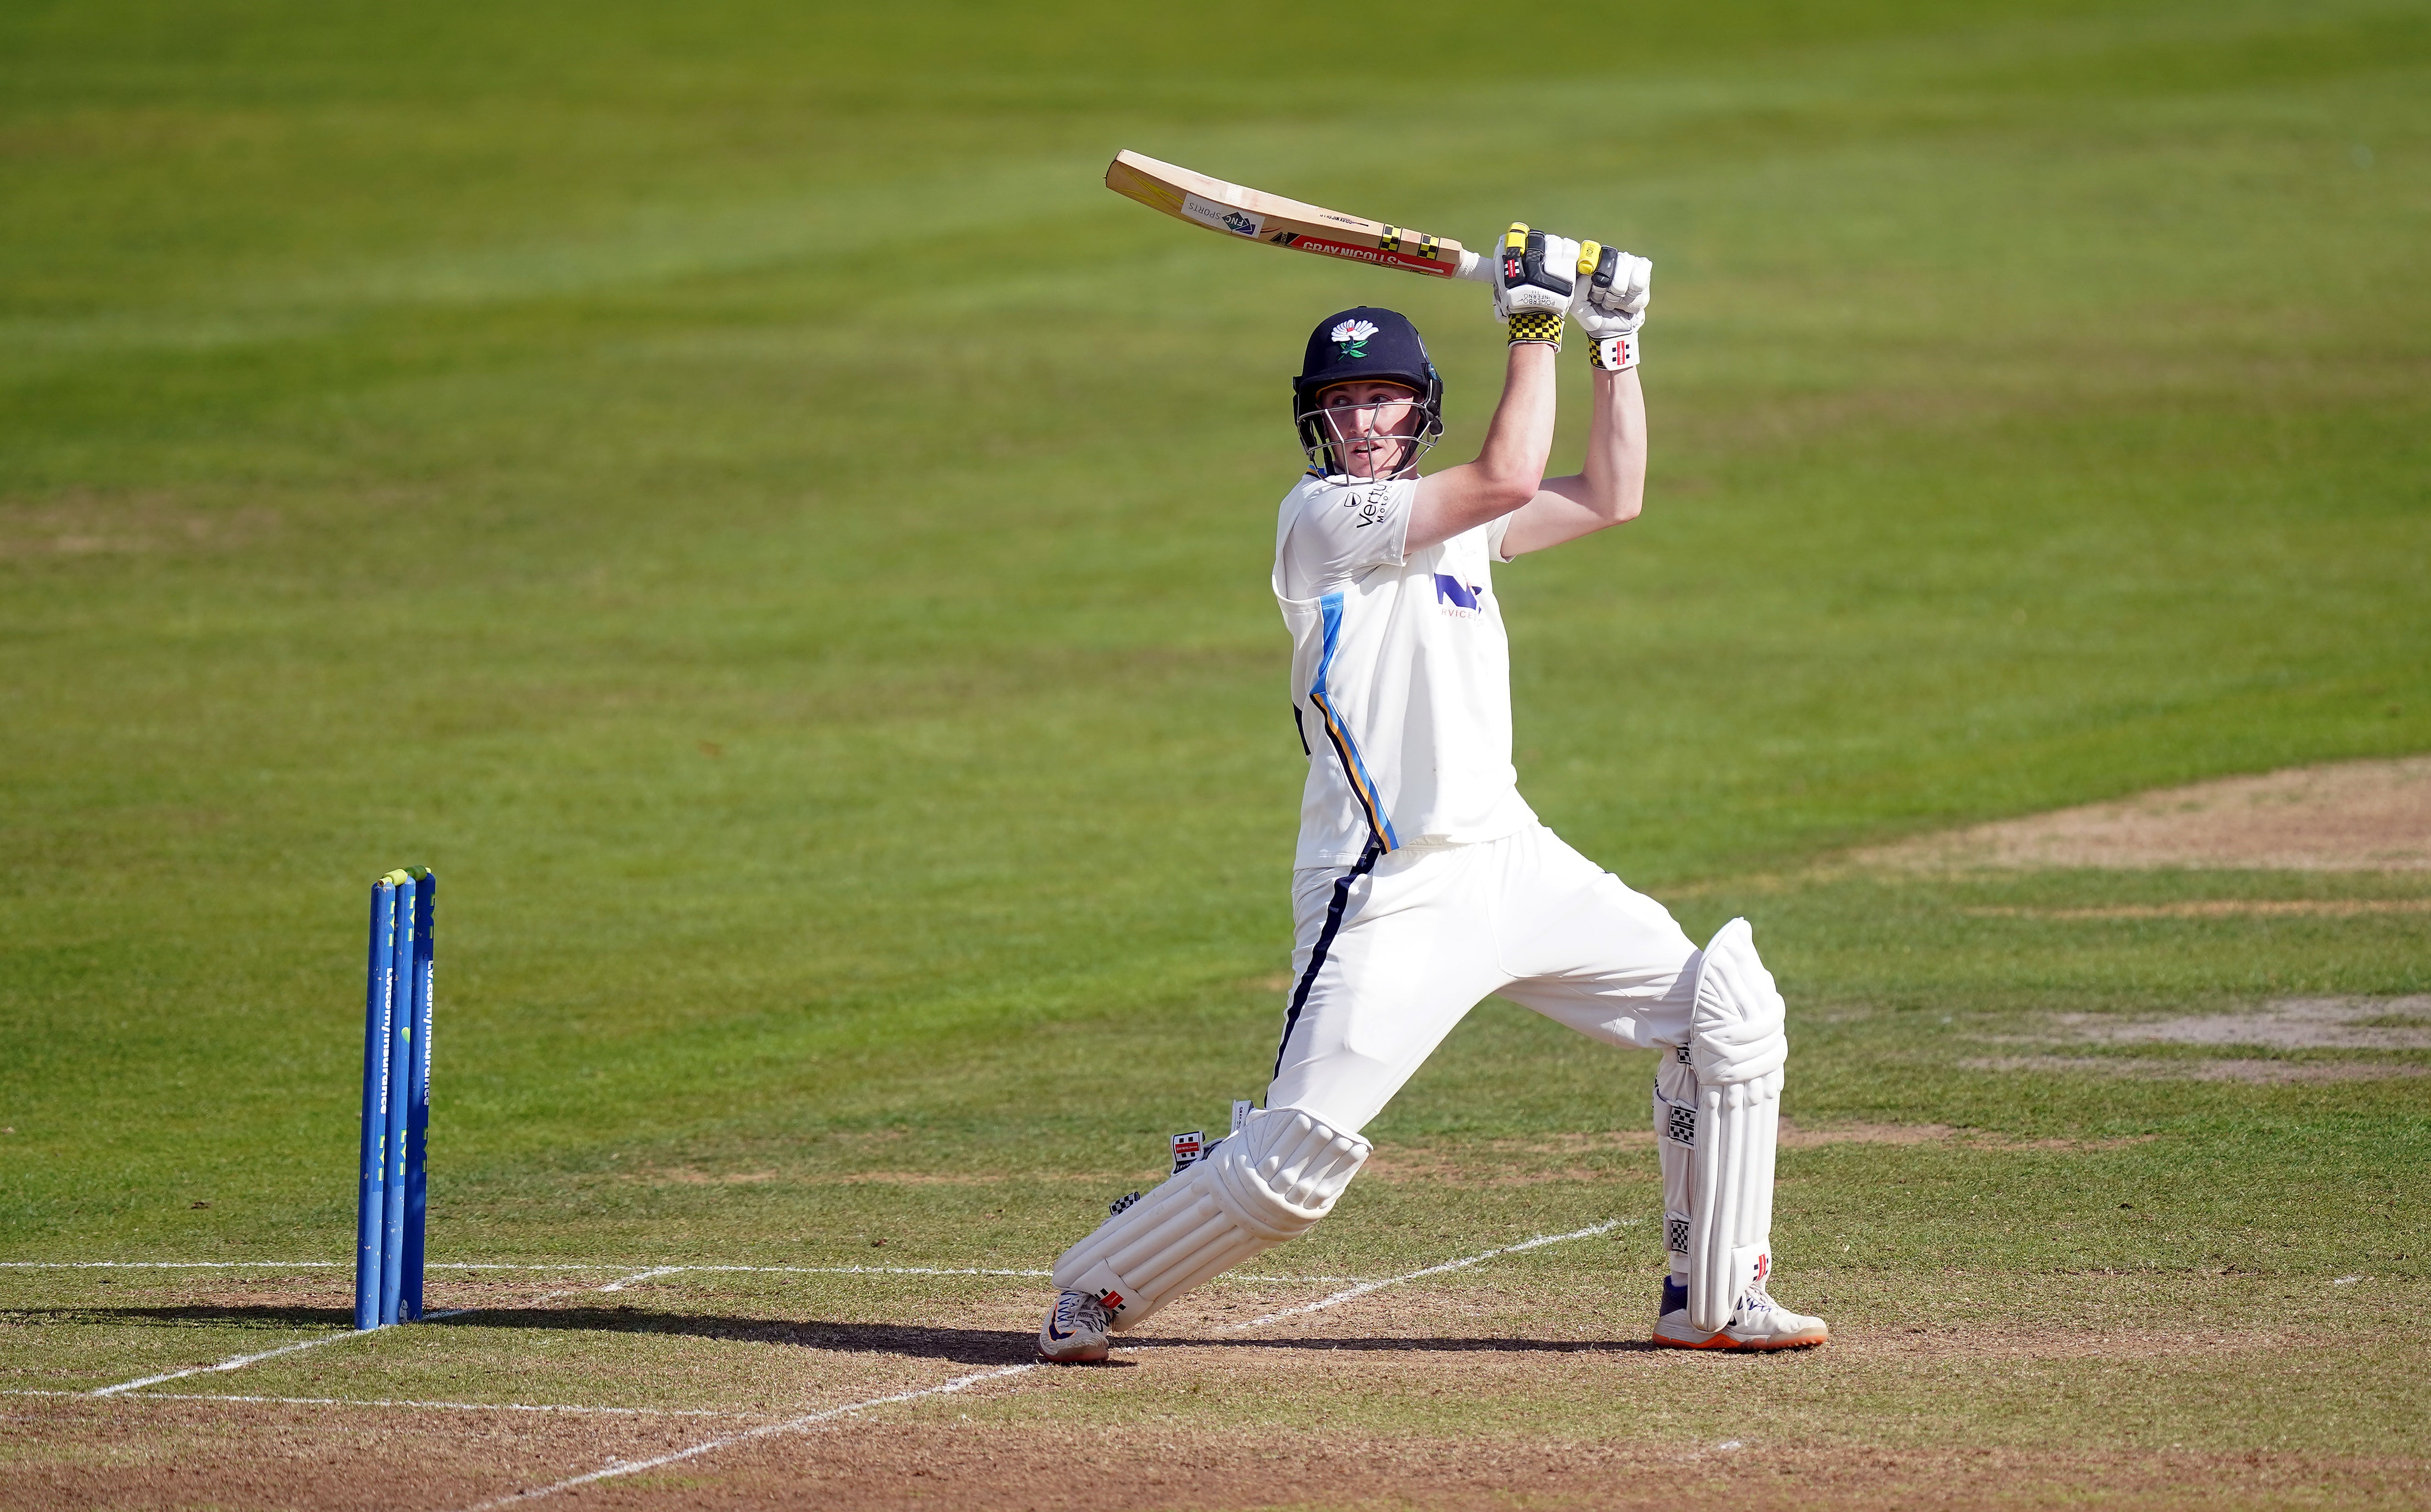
[{"x1": 4, "y1": 0, "x2": 2428, "y2": 1506}]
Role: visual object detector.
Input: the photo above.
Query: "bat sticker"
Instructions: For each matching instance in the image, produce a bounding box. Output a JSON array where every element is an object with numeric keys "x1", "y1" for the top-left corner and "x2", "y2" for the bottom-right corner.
[
  {"x1": 1274, "y1": 233, "x2": 1457, "y2": 277},
  {"x1": 1182, "y1": 192, "x2": 1262, "y2": 237}
]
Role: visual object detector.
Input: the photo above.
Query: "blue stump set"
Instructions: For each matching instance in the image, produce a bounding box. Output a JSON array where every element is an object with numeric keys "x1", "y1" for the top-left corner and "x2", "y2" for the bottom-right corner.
[{"x1": 356, "y1": 868, "x2": 434, "y2": 1330}]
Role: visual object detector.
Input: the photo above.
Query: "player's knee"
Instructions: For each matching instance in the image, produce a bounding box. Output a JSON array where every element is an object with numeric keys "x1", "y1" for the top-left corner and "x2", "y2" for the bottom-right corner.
[
  {"x1": 1688, "y1": 918, "x2": 1787, "y2": 1085},
  {"x1": 1209, "y1": 1105, "x2": 1369, "y2": 1238}
]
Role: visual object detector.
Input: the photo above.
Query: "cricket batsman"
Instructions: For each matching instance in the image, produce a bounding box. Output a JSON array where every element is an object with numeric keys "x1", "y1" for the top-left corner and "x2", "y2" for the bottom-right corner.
[{"x1": 1038, "y1": 227, "x2": 1829, "y2": 1360}]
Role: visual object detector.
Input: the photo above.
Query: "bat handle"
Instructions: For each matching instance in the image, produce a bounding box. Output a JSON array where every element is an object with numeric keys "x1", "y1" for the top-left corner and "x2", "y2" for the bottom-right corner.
[{"x1": 1452, "y1": 250, "x2": 1492, "y2": 284}]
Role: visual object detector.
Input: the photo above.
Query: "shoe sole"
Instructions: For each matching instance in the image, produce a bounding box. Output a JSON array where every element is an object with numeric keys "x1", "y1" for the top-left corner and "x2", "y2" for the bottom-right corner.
[
  {"x1": 1035, "y1": 1347, "x2": 1111, "y2": 1364},
  {"x1": 1650, "y1": 1328, "x2": 1828, "y2": 1352}
]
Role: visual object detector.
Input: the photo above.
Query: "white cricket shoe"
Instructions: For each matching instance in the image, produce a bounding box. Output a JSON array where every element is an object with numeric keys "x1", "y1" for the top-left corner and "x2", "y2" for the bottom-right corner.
[
  {"x1": 1651, "y1": 1275, "x2": 1829, "y2": 1351},
  {"x1": 1037, "y1": 1288, "x2": 1113, "y2": 1364}
]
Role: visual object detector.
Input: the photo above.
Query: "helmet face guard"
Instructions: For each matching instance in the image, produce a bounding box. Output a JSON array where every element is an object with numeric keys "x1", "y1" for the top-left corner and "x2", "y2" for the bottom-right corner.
[
  {"x1": 1292, "y1": 307, "x2": 1444, "y2": 479},
  {"x1": 1295, "y1": 391, "x2": 1437, "y2": 481}
]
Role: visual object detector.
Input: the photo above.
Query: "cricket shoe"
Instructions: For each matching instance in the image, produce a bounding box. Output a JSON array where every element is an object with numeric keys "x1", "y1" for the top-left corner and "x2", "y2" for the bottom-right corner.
[
  {"x1": 1651, "y1": 1275, "x2": 1829, "y2": 1351},
  {"x1": 1037, "y1": 1288, "x2": 1114, "y2": 1364}
]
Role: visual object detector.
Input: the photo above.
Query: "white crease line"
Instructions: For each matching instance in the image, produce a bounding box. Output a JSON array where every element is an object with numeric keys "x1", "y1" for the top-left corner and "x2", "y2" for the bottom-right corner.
[
  {"x1": 672, "y1": 1265, "x2": 1054, "y2": 1277},
  {"x1": 0, "y1": 1261, "x2": 347, "y2": 1270},
  {"x1": 88, "y1": 1313, "x2": 469, "y2": 1397},
  {"x1": 649, "y1": 1266, "x2": 1329, "y2": 1281},
  {"x1": 426, "y1": 1263, "x2": 612, "y2": 1271},
  {"x1": 1221, "y1": 1219, "x2": 1633, "y2": 1331},
  {"x1": 594, "y1": 1266, "x2": 684, "y2": 1293},
  {"x1": 492, "y1": 1266, "x2": 678, "y2": 1309},
  {"x1": 7, "y1": 1388, "x2": 743, "y2": 1417},
  {"x1": 87, "y1": 1263, "x2": 666, "y2": 1397},
  {"x1": 0, "y1": 1260, "x2": 1056, "y2": 1277},
  {"x1": 450, "y1": 1219, "x2": 1628, "y2": 1508},
  {"x1": 56, "y1": 1258, "x2": 1050, "y2": 1398},
  {"x1": 0, "y1": 1259, "x2": 1355, "y2": 1282},
  {"x1": 455, "y1": 1364, "x2": 1040, "y2": 1511}
]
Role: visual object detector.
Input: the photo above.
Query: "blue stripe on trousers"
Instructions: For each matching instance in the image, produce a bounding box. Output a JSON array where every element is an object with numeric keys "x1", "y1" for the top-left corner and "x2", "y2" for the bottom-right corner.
[{"x1": 1273, "y1": 838, "x2": 1384, "y2": 1082}]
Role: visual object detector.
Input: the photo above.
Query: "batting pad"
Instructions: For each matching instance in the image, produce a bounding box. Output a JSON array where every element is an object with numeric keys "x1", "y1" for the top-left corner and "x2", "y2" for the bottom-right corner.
[
  {"x1": 1684, "y1": 918, "x2": 1789, "y2": 1333},
  {"x1": 1053, "y1": 1106, "x2": 1370, "y2": 1331}
]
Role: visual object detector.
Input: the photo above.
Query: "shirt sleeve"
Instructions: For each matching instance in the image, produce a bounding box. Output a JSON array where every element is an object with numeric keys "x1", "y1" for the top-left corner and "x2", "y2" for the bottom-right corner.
[
  {"x1": 1279, "y1": 477, "x2": 1414, "y2": 598},
  {"x1": 1485, "y1": 513, "x2": 1516, "y2": 564}
]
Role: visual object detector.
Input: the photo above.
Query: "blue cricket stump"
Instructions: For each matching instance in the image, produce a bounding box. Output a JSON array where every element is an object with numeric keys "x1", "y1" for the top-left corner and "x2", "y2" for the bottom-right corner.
[
  {"x1": 379, "y1": 870, "x2": 412, "y2": 1326},
  {"x1": 353, "y1": 878, "x2": 396, "y2": 1331},
  {"x1": 355, "y1": 867, "x2": 435, "y2": 1330},
  {"x1": 401, "y1": 870, "x2": 435, "y2": 1321}
]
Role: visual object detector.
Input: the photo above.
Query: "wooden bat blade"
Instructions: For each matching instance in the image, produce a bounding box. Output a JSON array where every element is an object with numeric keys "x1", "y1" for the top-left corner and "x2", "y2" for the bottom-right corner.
[{"x1": 1106, "y1": 150, "x2": 1488, "y2": 283}]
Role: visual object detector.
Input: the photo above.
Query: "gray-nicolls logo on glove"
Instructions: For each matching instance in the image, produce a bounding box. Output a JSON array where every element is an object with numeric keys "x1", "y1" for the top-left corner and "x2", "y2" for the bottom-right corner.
[{"x1": 1493, "y1": 223, "x2": 1579, "y2": 350}]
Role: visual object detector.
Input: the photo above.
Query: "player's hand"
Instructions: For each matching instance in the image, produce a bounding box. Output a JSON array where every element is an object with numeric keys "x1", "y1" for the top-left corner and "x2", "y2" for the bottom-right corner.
[
  {"x1": 1493, "y1": 223, "x2": 1579, "y2": 348},
  {"x1": 1573, "y1": 241, "x2": 1651, "y2": 371}
]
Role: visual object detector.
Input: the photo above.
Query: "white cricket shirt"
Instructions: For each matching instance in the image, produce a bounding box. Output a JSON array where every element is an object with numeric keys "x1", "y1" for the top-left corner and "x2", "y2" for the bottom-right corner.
[{"x1": 1273, "y1": 472, "x2": 1538, "y2": 869}]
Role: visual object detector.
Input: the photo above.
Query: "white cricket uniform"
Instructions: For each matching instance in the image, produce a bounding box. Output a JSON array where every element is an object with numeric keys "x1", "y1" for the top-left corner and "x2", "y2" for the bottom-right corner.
[{"x1": 1270, "y1": 471, "x2": 1701, "y2": 1136}]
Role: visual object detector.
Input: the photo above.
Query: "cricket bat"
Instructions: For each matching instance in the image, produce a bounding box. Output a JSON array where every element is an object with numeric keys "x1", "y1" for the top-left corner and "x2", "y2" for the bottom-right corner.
[{"x1": 1105, "y1": 150, "x2": 1494, "y2": 285}]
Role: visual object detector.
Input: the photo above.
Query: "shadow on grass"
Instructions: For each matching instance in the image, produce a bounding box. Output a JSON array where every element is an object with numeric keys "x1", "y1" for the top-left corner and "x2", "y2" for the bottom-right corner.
[
  {"x1": 18, "y1": 1304, "x2": 1662, "y2": 1364},
  {"x1": 7, "y1": 1305, "x2": 352, "y2": 1330}
]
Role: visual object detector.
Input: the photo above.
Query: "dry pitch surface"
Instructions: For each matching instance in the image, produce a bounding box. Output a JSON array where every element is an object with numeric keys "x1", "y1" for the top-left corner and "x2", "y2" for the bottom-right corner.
[
  {"x1": 1859, "y1": 758, "x2": 2431, "y2": 873},
  {"x1": 8, "y1": 1243, "x2": 2427, "y2": 1512}
]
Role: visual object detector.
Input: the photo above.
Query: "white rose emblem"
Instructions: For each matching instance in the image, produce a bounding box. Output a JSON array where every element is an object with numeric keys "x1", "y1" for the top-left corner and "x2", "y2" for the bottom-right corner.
[{"x1": 1330, "y1": 318, "x2": 1380, "y2": 358}]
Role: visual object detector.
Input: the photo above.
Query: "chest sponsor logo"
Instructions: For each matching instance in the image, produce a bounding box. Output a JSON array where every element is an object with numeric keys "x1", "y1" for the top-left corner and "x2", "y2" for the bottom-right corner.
[
  {"x1": 1338, "y1": 485, "x2": 1391, "y2": 529},
  {"x1": 1433, "y1": 573, "x2": 1485, "y2": 618}
]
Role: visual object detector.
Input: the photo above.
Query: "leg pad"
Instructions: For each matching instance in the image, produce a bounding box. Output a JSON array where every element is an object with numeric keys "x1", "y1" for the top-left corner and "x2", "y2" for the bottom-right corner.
[
  {"x1": 1052, "y1": 1107, "x2": 1368, "y2": 1331},
  {"x1": 1685, "y1": 918, "x2": 1788, "y2": 1333}
]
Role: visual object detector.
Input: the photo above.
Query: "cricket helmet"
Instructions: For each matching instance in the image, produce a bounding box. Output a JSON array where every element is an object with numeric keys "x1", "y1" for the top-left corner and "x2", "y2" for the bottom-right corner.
[{"x1": 1292, "y1": 307, "x2": 1445, "y2": 478}]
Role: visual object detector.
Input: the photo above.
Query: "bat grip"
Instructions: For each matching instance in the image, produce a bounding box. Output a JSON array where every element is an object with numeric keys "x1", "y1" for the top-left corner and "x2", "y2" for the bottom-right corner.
[{"x1": 1452, "y1": 250, "x2": 1492, "y2": 284}]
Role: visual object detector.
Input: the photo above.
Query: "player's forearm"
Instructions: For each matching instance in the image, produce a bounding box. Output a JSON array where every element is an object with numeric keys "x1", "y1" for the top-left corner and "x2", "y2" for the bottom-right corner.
[
  {"x1": 1408, "y1": 341, "x2": 1556, "y2": 549},
  {"x1": 1491, "y1": 366, "x2": 1644, "y2": 557},
  {"x1": 1575, "y1": 367, "x2": 1646, "y2": 524},
  {"x1": 1472, "y1": 341, "x2": 1558, "y2": 503}
]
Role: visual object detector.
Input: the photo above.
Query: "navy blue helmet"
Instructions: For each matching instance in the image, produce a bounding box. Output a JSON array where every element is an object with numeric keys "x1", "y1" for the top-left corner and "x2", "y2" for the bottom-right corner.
[{"x1": 1292, "y1": 307, "x2": 1445, "y2": 477}]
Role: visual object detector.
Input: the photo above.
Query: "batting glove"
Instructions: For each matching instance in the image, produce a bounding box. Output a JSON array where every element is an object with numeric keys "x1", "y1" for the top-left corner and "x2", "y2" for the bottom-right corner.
[
  {"x1": 1573, "y1": 242, "x2": 1651, "y2": 371},
  {"x1": 1493, "y1": 223, "x2": 1580, "y2": 349}
]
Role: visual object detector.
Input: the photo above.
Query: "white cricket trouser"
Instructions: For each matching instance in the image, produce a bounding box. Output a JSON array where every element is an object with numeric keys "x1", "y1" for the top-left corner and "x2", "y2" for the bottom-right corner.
[{"x1": 1269, "y1": 823, "x2": 1700, "y2": 1135}]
